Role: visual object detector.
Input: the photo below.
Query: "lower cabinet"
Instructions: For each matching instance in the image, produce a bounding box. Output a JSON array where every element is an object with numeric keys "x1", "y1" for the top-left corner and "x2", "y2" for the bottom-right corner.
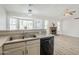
[
  {"x1": 3, "y1": 42, "x2": 26, "y2": 55},
  {"x1": 2, "y1": 39, "x2": 40, "y2": 55},
  {"x1": 27, "y1": 44, "x2": 40, "y2": 55},
  {"x1": 4, "y1": 47, "x2": 25, "y2": 55},
  {"x1": 26, "y1": 39, "x2": 40, "y2": 55}
]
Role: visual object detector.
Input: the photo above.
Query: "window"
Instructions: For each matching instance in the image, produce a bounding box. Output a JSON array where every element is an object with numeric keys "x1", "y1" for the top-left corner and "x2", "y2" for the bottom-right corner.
[
  {"x1": 9, "y1": 17, "x2": 48, "y2": 30},
  {"x1": 34, "y1": 20, "x2": 44, "y2": 29},
  {"x1": 9, "y1": 17, "x2": 18, "y2": 30},
  {"x1": 37, "y1": 20, "x2": 44, "y2": 29},
  {"x1": 33, "y1": 20, "x2": 48, "y2": 29},
  {"x1": 44, "y1": 20, "x2": 48, "y2": 29},
  {"x1": 19, "y1": 20, "x2": 33, "y2": 30}
]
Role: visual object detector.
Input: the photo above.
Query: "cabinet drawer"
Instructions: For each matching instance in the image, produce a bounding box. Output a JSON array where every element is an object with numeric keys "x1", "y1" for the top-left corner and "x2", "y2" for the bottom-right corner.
[
  {"x1": 26, "y1": 39, "x2": 40, "y2": 45},
  {"x1": 4, "y1": 42, "x2": 25, "y2": 51}
]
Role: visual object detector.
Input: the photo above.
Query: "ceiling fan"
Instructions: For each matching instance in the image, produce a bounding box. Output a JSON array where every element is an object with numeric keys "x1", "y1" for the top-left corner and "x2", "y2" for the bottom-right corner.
[
  {"x1": 64, "y1": 9, "x2": 79, "y2": 19},
  {"x1": 64, "y1": 9, "x2": 76, "y2": 16}
]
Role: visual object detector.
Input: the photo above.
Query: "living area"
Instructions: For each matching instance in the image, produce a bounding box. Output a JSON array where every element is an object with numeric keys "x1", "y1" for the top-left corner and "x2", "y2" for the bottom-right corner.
[{"x1": 0, "y1": 4, "x2": 79, "y2": 55}]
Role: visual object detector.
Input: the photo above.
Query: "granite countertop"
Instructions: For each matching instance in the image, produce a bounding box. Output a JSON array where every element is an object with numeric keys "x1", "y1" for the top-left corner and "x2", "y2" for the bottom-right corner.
[
  {"x1": 0, "y1": 34, "x2": 54, "y2": 46},
  {"x1": 5, "y1": 34, "x2": 54, "y2": 44}
]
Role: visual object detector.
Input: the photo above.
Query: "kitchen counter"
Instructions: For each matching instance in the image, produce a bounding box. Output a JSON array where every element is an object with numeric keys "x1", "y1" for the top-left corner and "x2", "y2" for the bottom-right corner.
[
  {"x1": 0, "y1": 34, "x2": 54, "y2": 55},
  {"x1": 0, "y1": 34, "x2": 54, "y2": 47},
  {"x1": 5, "y1": 34, "x2": 54, "y2": 44}
]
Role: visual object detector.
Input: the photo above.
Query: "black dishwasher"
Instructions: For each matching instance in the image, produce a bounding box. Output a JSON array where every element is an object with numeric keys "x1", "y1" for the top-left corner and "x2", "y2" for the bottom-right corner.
[{"x1": 40, "y1": 36, "x2": 54, "y2": 55}]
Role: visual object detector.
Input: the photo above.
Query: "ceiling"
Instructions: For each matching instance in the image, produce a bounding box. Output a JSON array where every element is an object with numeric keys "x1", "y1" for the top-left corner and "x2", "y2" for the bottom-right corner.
[{"x1": 2, "y1": 4, "x2": 79, "y2": 18}]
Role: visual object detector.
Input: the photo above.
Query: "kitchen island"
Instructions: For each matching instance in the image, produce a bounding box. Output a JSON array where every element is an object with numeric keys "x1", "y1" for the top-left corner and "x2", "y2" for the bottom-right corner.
[{"x1": 0, "y1": 34, "x2": 54, "y2": 55}]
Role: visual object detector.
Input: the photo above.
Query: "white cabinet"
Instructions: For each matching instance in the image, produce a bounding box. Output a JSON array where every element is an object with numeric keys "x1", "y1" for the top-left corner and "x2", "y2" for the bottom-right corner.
[
  {"x1": 26, "y1": 39, "x2": 40, "y2": 55},
  {"x1": 2, "y1": 39, "x2": 40, "y2": 55},
  {"x1": 27, "y1": 44, "x2": 40, "y2": 55},
  {"x1": 3, "y1": 42, "x2": 26, "y2": 55},
  {"x1": 4, "y1": 47, "x2": 25, "y2": 55}
]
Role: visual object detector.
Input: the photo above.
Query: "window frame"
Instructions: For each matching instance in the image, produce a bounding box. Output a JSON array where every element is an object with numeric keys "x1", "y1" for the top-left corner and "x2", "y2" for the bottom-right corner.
[{"x1": 9, "y1": 17, "x2": 48, "y2": 30}]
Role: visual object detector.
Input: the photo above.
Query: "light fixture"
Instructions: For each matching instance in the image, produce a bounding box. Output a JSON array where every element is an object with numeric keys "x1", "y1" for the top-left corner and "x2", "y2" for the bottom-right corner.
[
  {"x1": 27, "y1": 9, "x2": 32, "y2": 16},
  {"x1": 27, "y1": 4, "x2": 32, "y2": 16}
]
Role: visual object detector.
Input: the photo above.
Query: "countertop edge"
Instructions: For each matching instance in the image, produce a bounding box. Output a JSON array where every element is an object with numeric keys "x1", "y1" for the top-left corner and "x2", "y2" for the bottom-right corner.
[{"x1": 4, "y1": 35, "x2": 54, "y2": 44}]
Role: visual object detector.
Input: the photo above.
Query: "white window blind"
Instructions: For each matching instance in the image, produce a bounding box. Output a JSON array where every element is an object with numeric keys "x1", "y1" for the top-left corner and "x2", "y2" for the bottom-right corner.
[
  {"x1": 9, "y1": 17, "x2": 48, "y2": 30},
  {"x1": 19, "y1": 20, "x2": 33, "y2": 30},
  {"x1": 9, "y1": 17, "x2": 18, "y2": 30}
]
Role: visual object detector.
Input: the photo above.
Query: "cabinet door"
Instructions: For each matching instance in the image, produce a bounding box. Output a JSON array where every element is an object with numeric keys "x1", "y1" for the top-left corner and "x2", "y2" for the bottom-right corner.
[
  {"x1": 27, "y1": 44, "x2": 40, "y2": 55},
  {"x1": 3, "y1": 41, "x2": 26, "y2": 55},
  {"x1": 4, "y1": 42, "x2": 25, "y2": 50},
  {"x1": 4, "y1": 47, "x2": 25, "y2": 55},
  {"x1": 26, "y1": 40, "x2": 40, "y2": 55}
]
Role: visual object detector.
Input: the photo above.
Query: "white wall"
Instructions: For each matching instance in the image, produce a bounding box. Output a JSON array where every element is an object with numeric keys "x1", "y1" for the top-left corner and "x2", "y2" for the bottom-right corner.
[
  {"x1": 48, "y1": 15, "x2": 79, "y2": 37},
  {"x1": 0, "y1": 6, "x2": 7, "y2": 30},
  {"x1": 61, "y1": 16, "x2": 79, "y2": 37}
]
